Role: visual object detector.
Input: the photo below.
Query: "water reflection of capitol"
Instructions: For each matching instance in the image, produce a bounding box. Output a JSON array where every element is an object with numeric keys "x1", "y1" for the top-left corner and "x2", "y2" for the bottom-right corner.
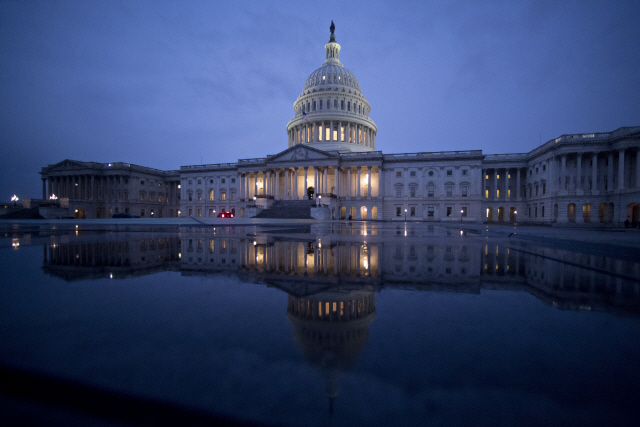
[{"x1": 41, "y1": 228, "x2": 640, "y2": 315}]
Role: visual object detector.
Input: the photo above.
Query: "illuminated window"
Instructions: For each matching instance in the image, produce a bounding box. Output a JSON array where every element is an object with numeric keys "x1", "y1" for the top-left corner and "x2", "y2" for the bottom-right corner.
[
  {"x1": 188, "y1": 209, "x2": 192, "y2": 217},
  {"x1": 497, "y1": 189, "x2": 500, "y2": 198},
  {"x1": 209, "y1": 189, "x2": 214, "y2": 201},
  {"x1": 326, "y1": 127, "x2": 330, "y2": 140},
  {"x1": 140, "y1": 191, "x2": 145, "y2": 201},
  {"x1": 446, "y1": 207, "x2": 452, "y2": 217},
  {"x1": 197, "y1": 208, "x2": 201, "y2": 217},
  {"x1": 197, "y1": 192, "x2": 202, "y2": 201},
  {"x1": 508, "y1": 189, "x2": 511, "y2": 197},
  {"x1": 485, "y1": 189, "x2": 489, "y2": 198},
  {"x1": 396, "y1": 171, "x2": 402, "y2": 177},
  {"x1": 221, "y1": 192, "x2": 226, "y2": 201},
  {"x1": 485, "y1": 174, "x2": 489, "y2": 180}
]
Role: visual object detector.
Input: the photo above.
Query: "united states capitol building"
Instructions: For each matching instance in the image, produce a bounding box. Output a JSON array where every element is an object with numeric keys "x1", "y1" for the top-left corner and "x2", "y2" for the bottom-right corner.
[{"x1": 38, "y1": 24, "x2": 640, "y2": 225}]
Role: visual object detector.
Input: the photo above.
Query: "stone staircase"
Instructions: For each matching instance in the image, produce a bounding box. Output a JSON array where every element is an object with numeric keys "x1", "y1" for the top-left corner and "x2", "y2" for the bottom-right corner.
[{"x1": 254, "y1": 199, "x2": 315, "y2": 219}]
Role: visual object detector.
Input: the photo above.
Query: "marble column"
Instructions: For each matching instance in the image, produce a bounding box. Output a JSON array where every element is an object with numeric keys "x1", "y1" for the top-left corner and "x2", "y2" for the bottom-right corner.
[
  {"x1": 618, "y1": 149, "x2": 625, "y2": 190},
  {"x1": 357, "y1": 167, "x2": 361, "y2": 199},
  {"x1": 294, "y1": 167, "x2": 299, "y2": 200},
  {"x1": 347, "y1": 168, "x2": 351, "y2": 198},
  {"x1": 516, "y1": 168, "x2": 521, "y2": 199},
  {"x1": 607, "y1": 152, "x2": 614, "y2": 191},
  {"x1": 367, "y1": 166, "x2": 372, "y2": 198},
  {"x1": 334, "y1": 167, "x2": 339, "y2": 196},
  {"x1": 560, "y1": 155, "x2": 567, "y2": 194},
  {"x1": 314, "y1": 167, "x2": 318, "y2": 195},
  {"x1": 576, "y1": 154, "x2": 583, "y2": 194},
  {"x1": 591, "y1": 153, "x2": 598, "y2": 194},
  {"x1": 323, "y1": 167, "x2": 328, "y2": 194},
  {"x1": 254, "y1": 172, "x2": 258, "y2": 198}
]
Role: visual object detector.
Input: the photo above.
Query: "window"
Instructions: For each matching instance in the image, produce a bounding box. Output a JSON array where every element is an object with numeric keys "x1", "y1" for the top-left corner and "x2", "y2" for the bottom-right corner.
[
  {"x1": 210, "y1": 179, "x2": 213, "y2": 184},
  {"x1": 198, "y1": 208, "x2": 202, "y2": 217},
  {"x1": 446, "y1": 185, "x2": 453, "y2": 197},
  {"x1": 197, "y1": 180, "x2": 202, "y2": 184},
  {"x1": 140, "y1": 191, "x2": 145, "y2": 201},
  {"x1": 428, "y1": 171, "x2": 434, "y2": 177},
  {"x1": 542, "y1": 205, "x2": 545, "y2": 217},
  {"x1": 159, "y1": 194, "x2": 163, "y2": 202},
  {"x1": 141, "y1": 180, "x2": 145, "y2": 185},
  {"x1": 188, "y1": 209, "x2": 192, "y2": 217},
  {"x1": 461, "y1": 185, "x2": 468, "y2": 197},
  {"x1": 396, "y1": 171, "x2": 402, "y2": 177},
  {"x1": 221, "y1": 191, "x2": 226, "y2": 201},
  {"x1": 189, "y1": 180, "x2": 192, "y2": 184},
  {"x1": 231, "y1": 178, "x2": 235, "y2": 183},
  {"x1": 536, "y1": 185, "x2": 539, "y2": 196},
  {"x1": 542, "y1": 183, "x2": 546, "y2": 194},
  {"x1": 141, "y1": 209, "x2": 145, "y2": 217},
  {"x1": 485, "y1": 189, "x2": 489, "y2": 198},
  {"x1": 410, "y1": 207, "x2": 416, "y2": 217},
  {"x1": 410, "y1": 171, "x2": 416, "y2": 177},
  {"x1": 446, "y1": 207, "x2": 452, "y2": 217},
  {"x1": 427, "y1": 183, "x2": 434, "y2": 197},
  {"x1": 188, "y1": 193, "x2": 192, "y2": 201},
  {"x1": 209, "y1": 189, "x2": 214, "y2": 201},
  {"x1": 209, "y1": 208, "x2": 214, "y2": 217},
  {"x1": 447, "y1": 170, "x2": 453, "y2": 176},
  {"x1": 396, "y1": 207, "x2": 402, "y2": 217},
  {"x1": 427, "y1": 207, "x2": 434, "y2": 217},
  {"x1": 462, "y1": 169, "x2": 468, "y2": 176},
  {"x1": 461, "y1": 207, "x2": 468, "y2": 217},
  {"x1": 410, "y1": 186, "x2": 416, "y2": 197},
  {"x1": 197, "y1": 192, "x2": 202, "y2": 201},
  {"x1": 543, "y1": 165, "x2": 546, "y2": 171},
  {"x1": 221, "y1": 179, "x2": 225, "y2": 184},
  {"x1": 536, "y1": 168, "x2": 539, "y2": 174},
  {"x1": 395, "y1": 186, "x2": 402, "y2": 197}
]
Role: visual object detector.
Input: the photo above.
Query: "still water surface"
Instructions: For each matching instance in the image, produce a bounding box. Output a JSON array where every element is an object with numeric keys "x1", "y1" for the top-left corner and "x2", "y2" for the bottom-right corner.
[{"x1": 1, "y1": 223, "x2": 639, "y2": 426}]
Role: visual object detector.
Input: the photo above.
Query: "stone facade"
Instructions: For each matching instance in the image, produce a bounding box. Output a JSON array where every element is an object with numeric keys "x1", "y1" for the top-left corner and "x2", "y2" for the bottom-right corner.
[
  {"x1": 37, "y1": 26, "x2": 640, "y2": 225},
  {"x1": 39, "y1": 160, "x2": 180, "y2": 218}
]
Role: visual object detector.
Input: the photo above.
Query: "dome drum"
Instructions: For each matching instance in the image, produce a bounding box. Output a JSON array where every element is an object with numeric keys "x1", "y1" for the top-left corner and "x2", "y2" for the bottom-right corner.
[{"x1": 287, "y1": 23, "x2": 377, "y2": 153}]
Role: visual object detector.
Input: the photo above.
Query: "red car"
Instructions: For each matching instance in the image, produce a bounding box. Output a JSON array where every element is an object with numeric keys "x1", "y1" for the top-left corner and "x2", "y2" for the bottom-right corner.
[{"x1": 217, "y1": 211, "x2": 234, "y2": 218}]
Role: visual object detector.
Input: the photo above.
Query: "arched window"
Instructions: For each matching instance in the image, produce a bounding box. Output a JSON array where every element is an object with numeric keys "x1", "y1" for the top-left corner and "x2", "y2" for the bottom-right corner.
[
  {"x1": 341, "y1": 100, "x2": 344, "y2": 110},
  {"x1": 313, "y1": 100, "x2": 316, "y2": 111},
  {"x1": 347, "y1": 101, "x2": 350, "y2": 111},
  {"x1": 334, "y1": 99, "x2": 338, "y2": 109},
  {"x1": 319, "y1": 100, "x2": 323, "y2": 110}
]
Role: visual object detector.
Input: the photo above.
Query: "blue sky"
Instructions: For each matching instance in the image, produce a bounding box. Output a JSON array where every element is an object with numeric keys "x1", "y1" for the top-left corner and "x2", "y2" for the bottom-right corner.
[{"x1": 1, "y1": 0, "x2": 639, "y2": 199}]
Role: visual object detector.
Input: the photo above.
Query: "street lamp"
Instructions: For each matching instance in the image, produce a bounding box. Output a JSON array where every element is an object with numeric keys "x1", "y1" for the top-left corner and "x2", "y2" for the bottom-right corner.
[
  {"x1": 317, "y1": 194, "x2": 321, "y2": 206},
  {"x1": 461, "y1": 209, "x2": 464, "y2": 223},
  {"x1": 11, "y1": 194, "x2": 18, "y2": 206},
  {"x1": 404, "y1": 208, "x2": 407, "y2": 221},
  {"x1": 49, "y1": 194, "x2": 58, "y2": 201},
  {"x1": 514, "y1": 210, "x2": 517, "y2": 223}
]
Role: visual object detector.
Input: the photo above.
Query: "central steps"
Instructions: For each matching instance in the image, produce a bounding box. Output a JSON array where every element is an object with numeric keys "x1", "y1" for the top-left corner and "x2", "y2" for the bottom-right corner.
[{"x1": 254, "y1": 199, "x2": 315, "y2": 219}]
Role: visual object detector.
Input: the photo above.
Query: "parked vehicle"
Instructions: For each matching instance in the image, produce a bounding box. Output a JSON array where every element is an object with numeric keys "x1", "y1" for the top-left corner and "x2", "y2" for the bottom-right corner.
[{"x1": 216, "y1": 211, "x2": 234, "y2": 218}]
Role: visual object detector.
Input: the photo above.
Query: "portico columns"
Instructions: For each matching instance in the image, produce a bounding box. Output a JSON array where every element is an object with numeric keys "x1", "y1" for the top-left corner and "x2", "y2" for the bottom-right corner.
[
  {"x1": 607, "y1": 152, "x2": 614, "y2": 191},
  {"x1": 357, "y1": 167, "x2": 361, "y2": 199},
  {"x1": 618, "y1": 150, "x2": 625, "y2": 190},
  {"x1": 294, "y1": 167, "x2": 299, "y2": 200},
  {"x1": 334, "y1": 167, "x2": 339, "y2": 196},
  {"x1": 576, "y1": 154, "x2": 583, "y2": 194},
  {"x1": 347, "y1": 168, "x2": 351, "y2": 198},
  {"x1": 560, "y1": 155, "x2": 567, "y2": 194},
  {"x1": 324, "y1": 167, "x2": 328, "y2": 194},
  {"x1": 314, "y1": 167, "x2": 318, "y2": 195},
  {"x1": 285, "y1": 168, "x2": 290, "y2": 200},
  {"x1": 367, "y1": 166, "x2": 371, "y2": 198},
  {"x1": 254, "y1": 172, "x2": 258, "y2": 197},
  {"x1": 591, "y1": 153, "x2": 598, "y2": 194},
  {"x1": 516, "y1": 168, "x2": 521, "y2": 199}
]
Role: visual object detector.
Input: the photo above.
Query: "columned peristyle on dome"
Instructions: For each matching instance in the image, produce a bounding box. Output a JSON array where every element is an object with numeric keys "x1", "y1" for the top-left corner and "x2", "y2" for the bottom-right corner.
[{"x1": 286, "y1": 23, "x2": 377, "y2": 153}]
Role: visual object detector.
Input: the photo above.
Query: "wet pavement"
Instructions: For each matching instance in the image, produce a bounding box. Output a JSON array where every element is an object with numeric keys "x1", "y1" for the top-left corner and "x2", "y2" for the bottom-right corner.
[{"x1": 1, "y1": 220, "x2": 639, "y2": 426}]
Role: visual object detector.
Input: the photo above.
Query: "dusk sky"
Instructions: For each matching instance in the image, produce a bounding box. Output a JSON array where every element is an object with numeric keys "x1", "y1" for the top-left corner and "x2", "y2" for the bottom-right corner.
[{"x1": 1, "y1": 0, "x2": 639, "y2": 199}]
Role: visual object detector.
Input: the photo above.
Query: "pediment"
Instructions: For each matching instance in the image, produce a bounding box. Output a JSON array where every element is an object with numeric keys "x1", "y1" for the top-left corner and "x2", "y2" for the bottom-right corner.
[
  {"x1": 45, "y1": 159, "x2": 89, "y2": 172},
  {"x1": 267, "y1": 145, "x2": 337, "y2": 163}
]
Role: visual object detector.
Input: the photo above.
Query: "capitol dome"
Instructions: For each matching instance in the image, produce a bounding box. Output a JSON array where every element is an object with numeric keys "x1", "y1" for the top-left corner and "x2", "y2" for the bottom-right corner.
[{"x1": 286, "y1": 22, "x2": 377, "y2": 153}]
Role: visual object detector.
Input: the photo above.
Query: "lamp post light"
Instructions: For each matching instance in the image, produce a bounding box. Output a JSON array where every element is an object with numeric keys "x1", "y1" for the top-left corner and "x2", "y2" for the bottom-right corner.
[
  {"x1": 11, "y1": 194, "x2": 18, "y2": 206},
  {"x1": 318, "y1": 194, "x2": 321, "y2": 206},
  {"x1": 404, "y1": 208, "x2": 407, "y2": 221},
  {"x1": 49, "y1": 194, "x2": 58, "y2": 201},
  {"x1": 514, "y1": 210, "x2": 517, "y2": 224},
  {"x1": 461, "y1": 209, "x2": 464, "y2": 223}
]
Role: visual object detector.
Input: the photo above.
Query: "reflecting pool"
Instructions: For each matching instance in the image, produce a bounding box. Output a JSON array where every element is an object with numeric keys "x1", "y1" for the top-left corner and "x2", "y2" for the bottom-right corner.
[{"x1": 1, "y1": 222, "x2": 639, "y2": 426}]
